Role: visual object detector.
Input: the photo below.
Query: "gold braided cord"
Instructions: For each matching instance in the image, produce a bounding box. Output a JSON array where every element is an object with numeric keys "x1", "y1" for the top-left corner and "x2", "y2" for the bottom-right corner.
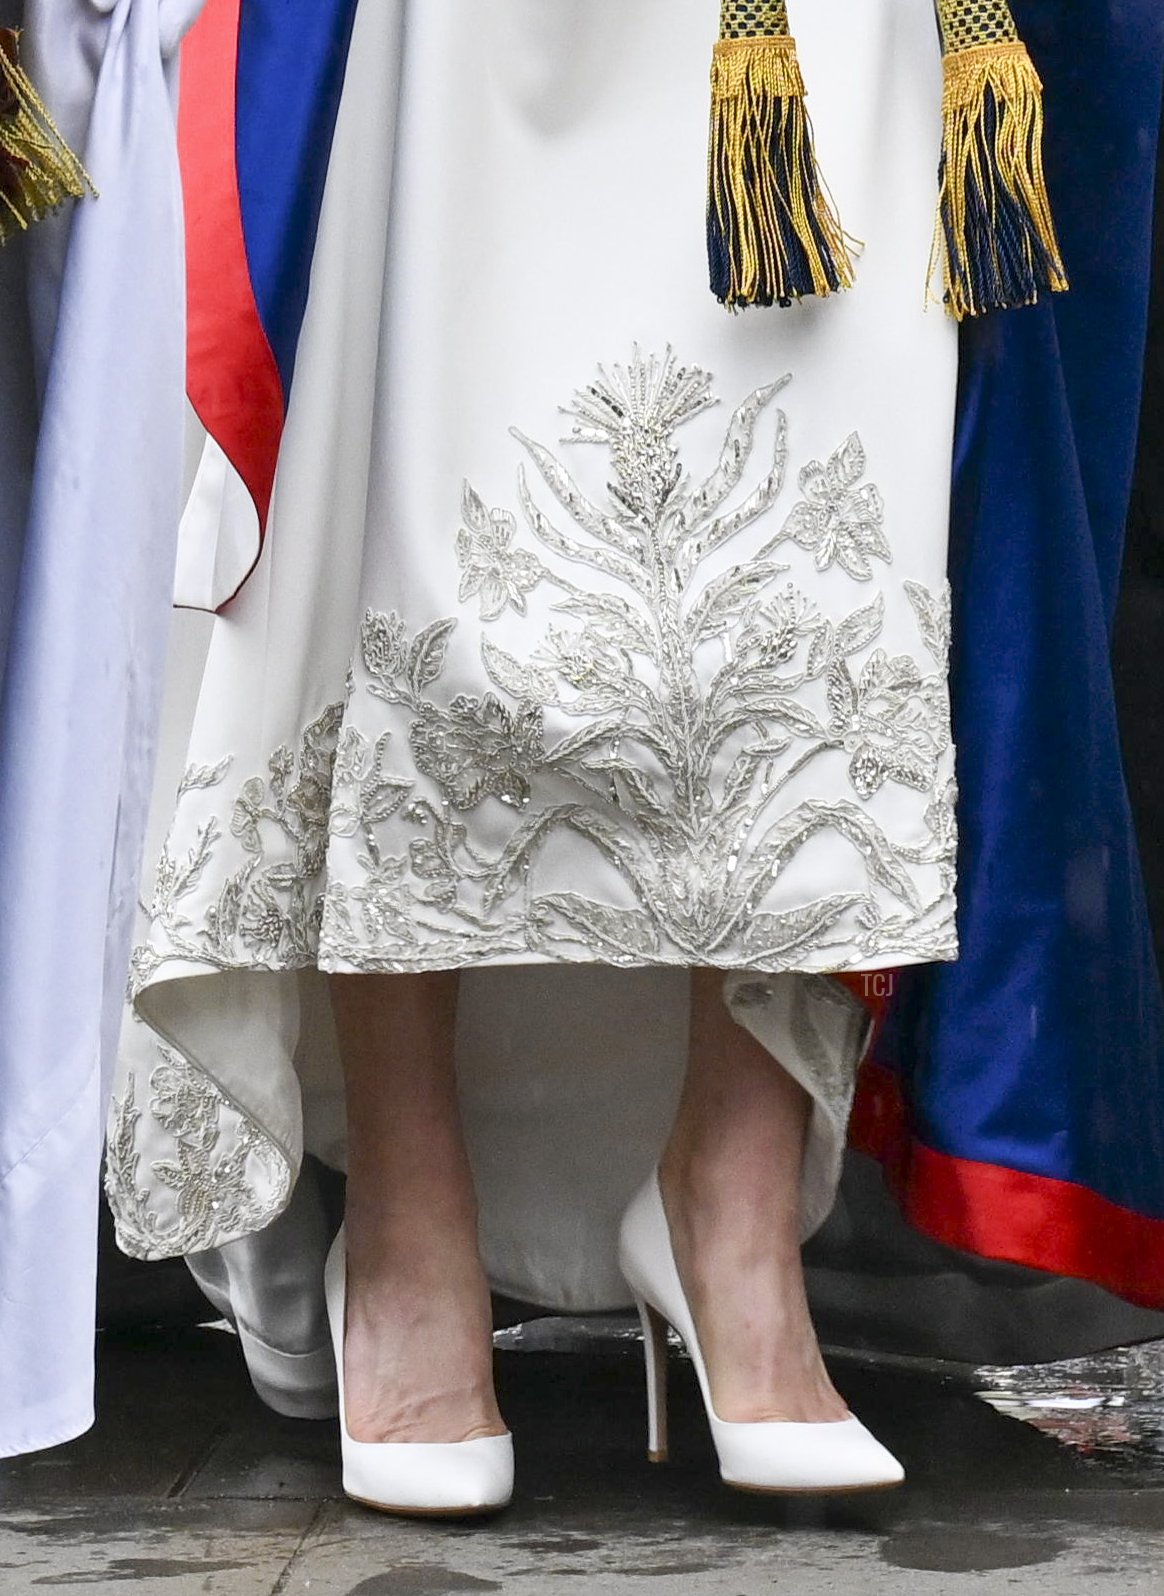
[
  {"x1": 0, "y1": 28, "x2": 94, "y2": 245},
  {"x1": 721, "y1": 2, "x2": 1018, "y2": 51},
  {"x1": 710, "y1": 0, "x2": 1064, "y2": 317},
  {"x1": 712, "y1": 34, "x2": 803, "y2": 98},
  {"x1": 719, "y1": 0, "x2": 790, "y2": 42},
  {"x1": 936, "y1": 0, "x2": 1019, "y2": 54},
  {"x1": 708, "y1": 29, "x2": 854, "y2": 306},
  {"x1": 932, "y1": 35, "x2": 1066, "y2": 317}
]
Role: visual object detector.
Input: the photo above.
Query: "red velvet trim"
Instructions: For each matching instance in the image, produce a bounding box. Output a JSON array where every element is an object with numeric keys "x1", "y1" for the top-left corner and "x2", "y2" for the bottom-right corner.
[
  {"x1": 179, "y1": 0, "x2": 284, "y2": 596},
  {"x1": 850, "y1": 1058, "x2": 1164, "y2": 1312}
]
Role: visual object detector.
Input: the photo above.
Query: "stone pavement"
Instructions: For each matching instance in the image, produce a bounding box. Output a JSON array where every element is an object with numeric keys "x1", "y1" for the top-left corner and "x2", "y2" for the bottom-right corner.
[{"x1": 2, "y1": 1319, "x2": 1163, "y2": 1595}]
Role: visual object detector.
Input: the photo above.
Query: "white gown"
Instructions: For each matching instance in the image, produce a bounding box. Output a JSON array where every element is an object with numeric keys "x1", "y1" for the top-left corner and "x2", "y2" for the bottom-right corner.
[{"x1": 107, "y1": 0, "x2": 958, "y2": 1384}]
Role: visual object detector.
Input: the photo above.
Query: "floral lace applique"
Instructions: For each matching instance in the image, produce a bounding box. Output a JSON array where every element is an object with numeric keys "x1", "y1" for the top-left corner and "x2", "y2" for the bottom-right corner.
[
  {"x1": 138, "y1": 348, "x2": 956, "y2": 979},
  {"x1": 782, "y1": 434, "x2": 890, "y2": 580},
  {"x1": 115, "y1": 345, "x2": 958, "y2": 1260},
  {"x1": 136, "y1": 704, "x2": 343, "y2": 988},
  {"x1": 313, "y1": 347, "x2": 956, "y2": 970},
  {"x1": 105, "y1": 1048, "x2": 290, "y2": 1260}
]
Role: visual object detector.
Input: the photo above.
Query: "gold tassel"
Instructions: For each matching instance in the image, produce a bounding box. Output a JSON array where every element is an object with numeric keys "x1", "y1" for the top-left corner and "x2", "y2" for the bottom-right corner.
[
  {"x1": 930, "y1": 4, "x2": 1068, "y2": 319},
  {"x1": 708, "y1": 3, "x2": 854, "y2": 310},
  {"x1": 0, "y1": 26, "x2": 94, "y2": 246}
]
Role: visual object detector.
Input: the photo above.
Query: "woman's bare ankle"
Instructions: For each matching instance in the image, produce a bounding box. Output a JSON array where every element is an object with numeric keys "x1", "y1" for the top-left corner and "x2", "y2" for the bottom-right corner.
[
  {"x1": 658, "y1": 1142, "x2": 848, "y2": 1425},
  {"x1": 340, "y1": 1215, "x2": 505, "y2": 1444}
]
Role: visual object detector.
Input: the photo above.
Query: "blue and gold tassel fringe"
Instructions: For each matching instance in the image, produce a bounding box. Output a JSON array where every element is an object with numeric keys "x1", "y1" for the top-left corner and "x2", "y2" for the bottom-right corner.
[
  {"x1": 0, "y1": 27, "x2": 93, "y2": 246},
  {"x1": 929, "y1": 2, "x2": 1068, "y2": 319},
  {"x1": 707, "y1": 2, "x2": 854, "y2": 311}
]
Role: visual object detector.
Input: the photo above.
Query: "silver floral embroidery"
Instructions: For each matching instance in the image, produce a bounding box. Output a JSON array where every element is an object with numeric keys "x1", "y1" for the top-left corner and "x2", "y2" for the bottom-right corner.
[
  {"x1": 114, "y1": 346, "x2": 957, "y2": 1258},
  {"x1": 140, "y1": 705, "x2": 343, "y2": 982},
  {"x1": 105, "y1": 1048, "x2": 290, "y2": 1260},
  {"x1": 456, "y1": 486, "x2": 549, "y2": 620},
  {"x1": 312, "y1": 347, "x2": 957, "y2": 970},
  {"x1": 135, "y1": 346, "x2": 956, "y2": 985},
  {"x1": 779, "y1": 434, "x2": 889, "y2": 580}
]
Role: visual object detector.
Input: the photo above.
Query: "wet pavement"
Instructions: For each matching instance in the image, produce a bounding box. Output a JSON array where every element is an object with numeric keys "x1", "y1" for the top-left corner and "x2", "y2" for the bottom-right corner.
[{"x1": 2, "y1": 1320, "x2": 1164, "y2": 1594}]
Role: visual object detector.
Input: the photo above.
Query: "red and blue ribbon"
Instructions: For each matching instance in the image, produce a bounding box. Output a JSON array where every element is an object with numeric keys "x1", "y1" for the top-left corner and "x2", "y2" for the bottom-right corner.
[{"x1": 179, "y1": 0, "x2": 358, "y2": 603}]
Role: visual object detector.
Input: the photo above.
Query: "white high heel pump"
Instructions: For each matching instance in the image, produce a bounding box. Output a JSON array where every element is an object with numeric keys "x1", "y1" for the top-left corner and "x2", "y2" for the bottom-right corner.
[
  {"x1": 324, "y1": 1228, "x2": 514, "y2": 1516},
  {"x1": 618, "y1": 1174, "x2": 905, "y2": 1494}
]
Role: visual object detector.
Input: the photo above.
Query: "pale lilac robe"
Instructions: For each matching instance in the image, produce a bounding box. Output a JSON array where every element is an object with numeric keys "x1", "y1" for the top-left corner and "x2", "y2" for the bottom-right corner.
[{"x1": 0, "y1": 0, "x2": 201, "y2": 1457}]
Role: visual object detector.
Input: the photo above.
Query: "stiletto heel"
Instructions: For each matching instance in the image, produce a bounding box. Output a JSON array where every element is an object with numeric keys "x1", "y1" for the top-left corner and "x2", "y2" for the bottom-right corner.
[
  {"x1": 634, "y1": 1296, "x2": 670, "y2": 1463},
  {"x1": 324, "y1": 1227, "x2": 514, "y2": 1516},
  {"x1": 618, "y1": 1173, "x2": 905, "y2": 1494}
]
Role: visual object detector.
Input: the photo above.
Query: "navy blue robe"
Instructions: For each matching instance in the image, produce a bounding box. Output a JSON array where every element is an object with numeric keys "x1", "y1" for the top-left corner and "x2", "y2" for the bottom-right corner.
[{"x1": 862, "y1": 0, "x2": 1164, "y2": 1307}]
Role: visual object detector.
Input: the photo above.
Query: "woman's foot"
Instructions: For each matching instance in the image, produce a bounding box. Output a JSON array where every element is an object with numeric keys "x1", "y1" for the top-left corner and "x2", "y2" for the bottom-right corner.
[
  {"x1": 341, "y1": 1209, "x2": 505, "y2": 1444},
  {"x1": 658, "y1": 970, "x2": 849, "y2": 1426},
  {"x1": 329, "y1": 970, "x2": 506, "y2": 1446},
  {"x1": 657, "y1": 1152, "x2": 848, "y2": 1425}
]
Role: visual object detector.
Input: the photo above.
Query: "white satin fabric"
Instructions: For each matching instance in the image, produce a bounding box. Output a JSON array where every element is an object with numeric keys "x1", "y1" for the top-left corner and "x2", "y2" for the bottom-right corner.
[
  {"x1": 110, "y1": 0, "x2": 957, "y2": 1400},
  {"x1": 0, "y1": 0, "x2": 200, "y2": 1457}
]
